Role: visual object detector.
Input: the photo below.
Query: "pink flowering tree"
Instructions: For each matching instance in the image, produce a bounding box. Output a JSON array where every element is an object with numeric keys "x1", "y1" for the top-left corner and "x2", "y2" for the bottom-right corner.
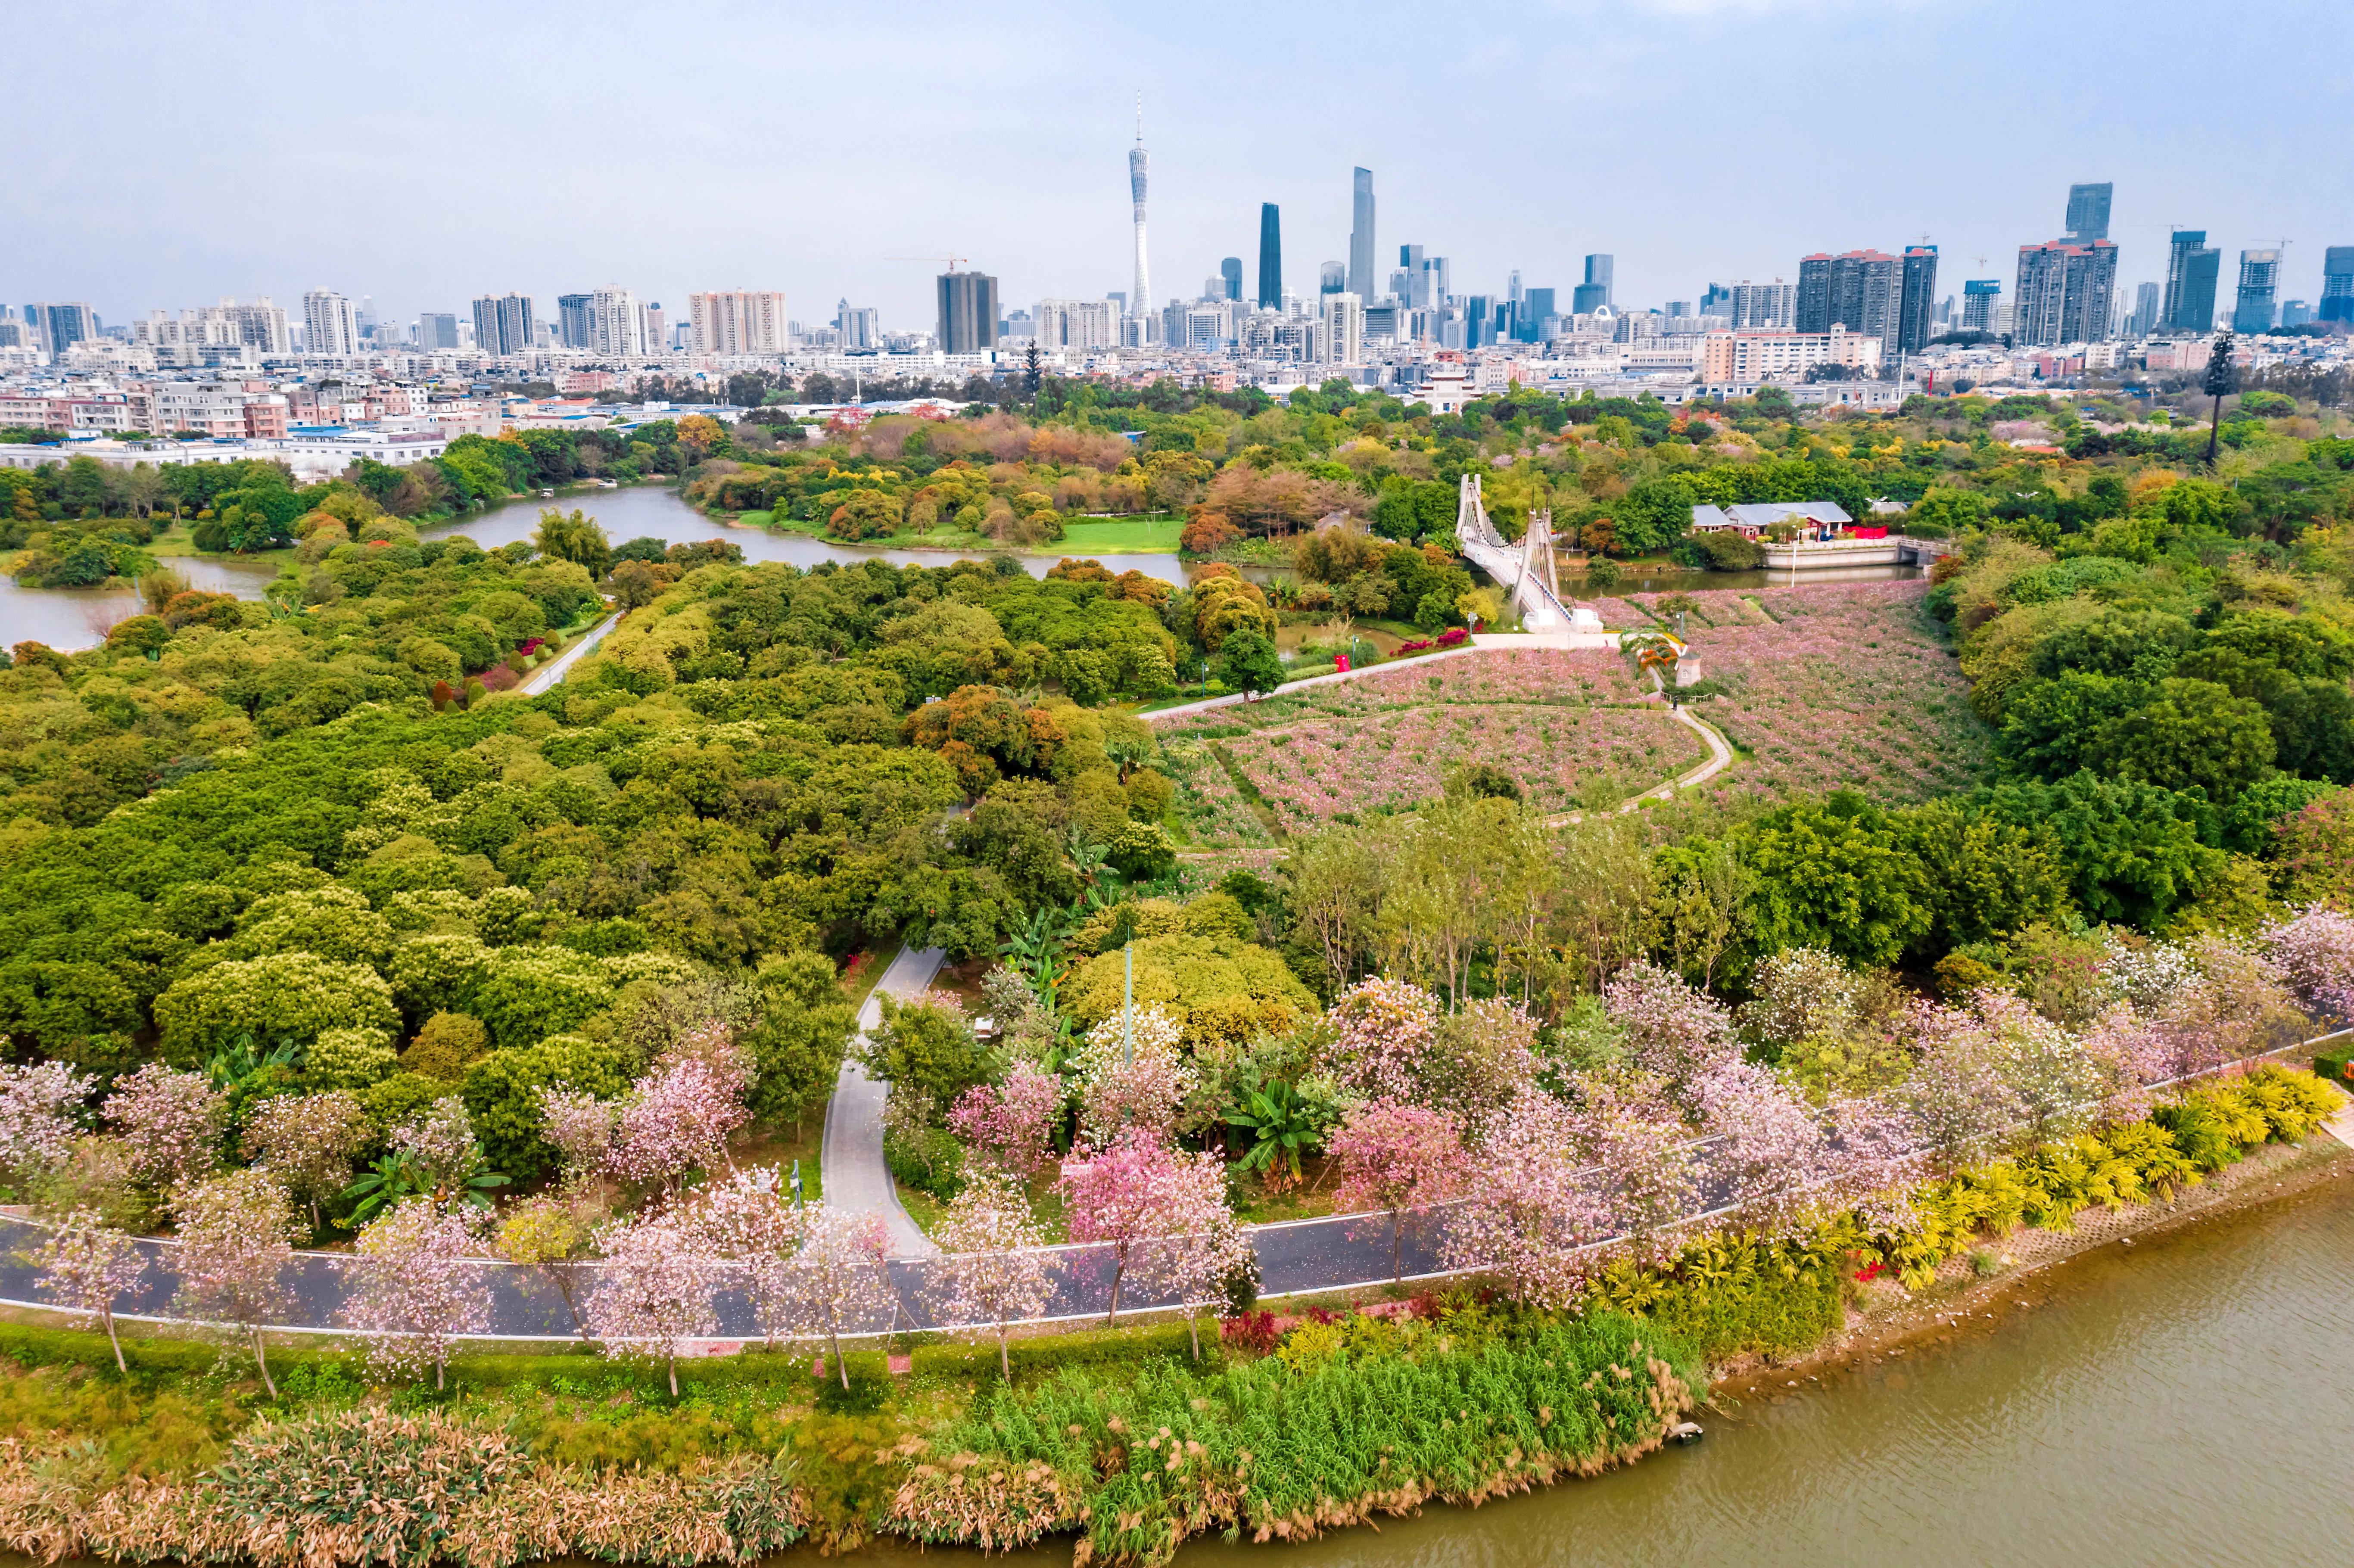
[
  {"x1": 608, "y1": 1057, "x2": 750, "y2": 1195},
  {"x1": 1078, "y1": 1050, "x2": 1191, "y2": 1146},
  {"x1": 2264, "y1": 906, "x2": 2354, "y2": 1022},
  {"x1": 171, "y1": 1167, "x2": 300, "y2": 1397},
  {"x1": 1692, "y1": 1060, "x2": 1832, "y2": 1240},
  {"x1": 1328, "y1": 1100, "x2": 1466, "y2": 1283},
  {"x1": 340, "y1": 1197, "x2": 492, "y2": 1389},
  {"x1": 537, "y1": 1088, "x2": 619, "y2": 1187},
  {"x1": 34, "y1": 1207, "x2": 146, "y2": 1373},
  {"x1": 947, "y1": 1063, "x2": 1065, "y2": 1179},
  {"x1": 1442, "y1": 1091, "x2": 1610, "y2": 1309},
  {"x1": 924, "y1": 1171, "x2": 1055, "y2": 1379},
  {"x1": 585, "y1": 1213, "x2": 724, "y2": 1397},
  {"x1": 106, "y1": 1064, "x2": 227, "y2": 1191},
  {"x1": 1135, "y1": 1159, "x2": 1251, "y2": 1361},
  {"x1": 1594, "y1": 1103, "x2": 1698, "y2": 1265},
  {"x1": 1604, "y1": 960, "x2": 1740, "y2": 1108},
  {"x1": 1322, "y1": 978, "x2": 1440, "y2": 1105},
  {"x1": 682, "y1": 1165, "x2": 804, "y2": 1264},
  {"x1": 243, "y1": 1091, "x2": 371, "y2": 1232},
  {"x1": 0, "y1": 1061, "x2": 93, "y2": 1185},
  {"x1": 757, "y1": 1204, "x2": 895, "y2": 1389},
  {"x1": 1059, "y1": 1129, "x2": 1232, "y2": 1326}
]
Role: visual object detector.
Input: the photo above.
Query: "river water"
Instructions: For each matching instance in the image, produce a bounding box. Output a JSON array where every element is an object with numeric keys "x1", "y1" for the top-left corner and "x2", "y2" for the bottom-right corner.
[{"x1": 853, "y1": 1170, "x2": 2354, "y2": 1568}]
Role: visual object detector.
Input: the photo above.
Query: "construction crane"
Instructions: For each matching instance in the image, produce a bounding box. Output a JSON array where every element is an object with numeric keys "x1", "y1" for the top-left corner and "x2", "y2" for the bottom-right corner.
[{"x1": 883, "y1": 255, "x2": 971, "y2": 272}]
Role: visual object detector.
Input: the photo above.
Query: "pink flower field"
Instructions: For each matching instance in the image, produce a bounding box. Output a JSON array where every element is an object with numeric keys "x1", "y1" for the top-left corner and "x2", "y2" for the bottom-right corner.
[{"x1": 1630, "y1": 580, "x2": 1992, "y2": 805}]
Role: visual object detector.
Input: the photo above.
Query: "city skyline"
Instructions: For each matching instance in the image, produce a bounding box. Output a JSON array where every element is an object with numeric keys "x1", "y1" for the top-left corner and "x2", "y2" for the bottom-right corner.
[{"x1": 10, "y1": 1, "x2": 2353, "y2": 334}]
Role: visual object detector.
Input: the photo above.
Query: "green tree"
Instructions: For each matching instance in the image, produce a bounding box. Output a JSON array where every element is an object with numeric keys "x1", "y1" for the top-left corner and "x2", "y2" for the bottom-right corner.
[
  {"x1": 1218, "y1": 629, "x2": 1284, "y2": 699},
  {"x1": 2095, "y1": 677, "x2": 2275, "y2": 797},
  {"x1": 532, "y1": 508, "x2": 610, "y2": 576},
  {"x1": 745, "y1": 950, "x2": 858, "y2": 1132},
  {"x1": 1731, "y1": 793, "x2": 1931, "y2": 972}
]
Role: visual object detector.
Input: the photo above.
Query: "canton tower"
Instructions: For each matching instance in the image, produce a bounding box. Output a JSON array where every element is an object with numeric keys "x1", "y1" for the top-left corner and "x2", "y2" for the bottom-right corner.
[{"x1": 1129, "y1": 96, "x2": 1151, "y2": 325}]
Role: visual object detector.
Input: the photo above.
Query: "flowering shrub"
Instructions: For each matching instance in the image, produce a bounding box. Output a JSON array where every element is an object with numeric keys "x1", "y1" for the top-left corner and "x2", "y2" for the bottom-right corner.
[
  {"x1": 1434, "y1": 626, "x2": 1468, "y2": 648},
  {"x1": 948, "y1": 1062, "x2": 1065, "y2": 1178},
  {"x1": 243, "y1": 1091, "x2": 371, "y2": 1230},
  {"x1": 607, "y1": 1029, "x2": 752, "y2": 1193},
  {"x1": 1323, "y1": 979, "x2": 1439, "y2": 1104},
  {"x1": 1604, "y1": 960, "x2": 1741, "y2": 1104},
  {"x1": 2264, "y1": 906, "x2": 2354, "y2": 1020},
  {"x1": 394, "y1": 1097, "x2": 486, "y2": 1192}
]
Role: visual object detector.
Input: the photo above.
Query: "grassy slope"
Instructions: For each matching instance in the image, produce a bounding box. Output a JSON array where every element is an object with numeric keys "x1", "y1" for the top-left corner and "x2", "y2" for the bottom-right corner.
[{"x1": 728, "y1": 511, "x2": 1184, "y2": 556}]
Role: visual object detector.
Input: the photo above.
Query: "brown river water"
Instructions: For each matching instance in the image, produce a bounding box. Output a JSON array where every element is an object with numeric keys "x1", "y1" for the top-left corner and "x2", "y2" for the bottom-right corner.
[{"x1": 853, "y1": 1164, "x2": 2354, "y2": 1568}]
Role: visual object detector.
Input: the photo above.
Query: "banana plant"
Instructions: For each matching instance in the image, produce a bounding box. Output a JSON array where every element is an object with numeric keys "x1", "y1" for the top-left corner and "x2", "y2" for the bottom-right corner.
[
  {"x1": 1226, "y1": 1076, "x2": 1333, "y2": 1192},
  {"x1": 343, "y1": 1149, "x2": 425, "y2": 1226}
]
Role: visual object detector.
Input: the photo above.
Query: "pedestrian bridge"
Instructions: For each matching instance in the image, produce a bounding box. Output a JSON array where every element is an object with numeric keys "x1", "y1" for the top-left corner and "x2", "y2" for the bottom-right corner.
[{"x1": 1454, "y1": 474, "x2": 1609, "y2": 642}]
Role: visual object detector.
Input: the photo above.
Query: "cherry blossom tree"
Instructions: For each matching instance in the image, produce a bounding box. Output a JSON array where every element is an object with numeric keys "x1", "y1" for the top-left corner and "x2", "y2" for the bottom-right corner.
[
  {"x1": 341, "y1": 1198, "x2": 492, "y2": 1389},
  {"x1": 1328, "y1": 1100, "x2": 1465, "y2": 1283},
  {"x1": 171, "y1": 1168, "x2": 300, "y2": 1397},
  {"x1": 1692, "y1": 1060, "x2": 1831, "y2": 1240},
  {"x1": 947, "y1": 1063, "x2": 1065, "y2": 1179},
  {"x1": 584, "y1": 1213, "x2": 724, "y2": 1397},
  {"x1": 0, "y1": 1060, "x2": 93, "y2": 1184},
  {"x1": 1892, "y1": 997, "x2": 2028, "y2": 1166},
  {"x1": 1078, "y1": 1049, "x2": 1191, "y2": 1146},
  {"x1": 1059, "y1": 1129, "x2": 1234, "y2": 1326},
  {"x1": 1442, "y1": 1091, "x2": 1610, "y2": 1310},
  {"x1": 106, "y1": 1064, "x2": 227, "y2": 1191},
  {"x1": 537, "y1": 1088, "x2": 618, "y2": 1186},
  {"x1": 758, "y1": 1204, "x2": 894, "y2": 1389},
  {"x1": 1594, "y1": 1102, "x2": 1698, "y2": 1265},
  {"x1": 243, "y1": 1092, "x2": 371, "y2": 1231},
  {"x1": 924, "y1": 1172, "x2": 1055, "y2": 1378},
  {"x1": 494, "y1": 1193, "x2": 603, "y2": 1341},
  {"x1": 34, "y1": 1207, "x2": 146, "y2": 1373},
  {"x1": 1604, "y1": 960, "x2": 1740, "y2": 1106}
]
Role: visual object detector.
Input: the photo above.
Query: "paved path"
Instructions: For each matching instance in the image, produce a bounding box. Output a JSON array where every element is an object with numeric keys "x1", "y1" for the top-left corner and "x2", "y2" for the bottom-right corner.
[
  {"x1": 822, "y1": 943, "x2": 949, "y2": 1257},
  {"x1": 520, "y1": 605, "x2": 621, "y2": 696}
]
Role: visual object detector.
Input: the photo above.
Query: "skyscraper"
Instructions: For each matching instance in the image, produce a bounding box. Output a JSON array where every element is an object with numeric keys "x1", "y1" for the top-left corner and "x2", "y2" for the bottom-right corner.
[
  {"x1": 2163, "y1": 232, "x2": 2221, "y2": 333},
  {"x1": 1518, "y1": 287, "x2": 1557, "y2": 341},
  {"x1": 1962, "y1": 279, "x2": 2001, "y2": 333},
  {"x1": 585, "y1": 287, "x2": 648, "y2": 357},
  {"x1": 557, "y1": 293, "x2": 594, "y2": 349},
  {"x1": 22, "y1": 302, "x2": 98, "y2": 355},
  {"x1": 2065, "y1": 182, "x2": 2113, "y2": 242},
  {"x1": 2233, "y1": 249, "x2": 2281, "y2": 333},
  {"x1": 1258, "y1": 204, "x2": 1282, "y2": 309},
  {"x1": 2127, "y1": 281, "x2": 2162, "y2": 336},
  {"x1": 1729, "y1": 280, "x2": 1796, "y2": 330},
  {"x1": 1348, "y1": 168, "x2": 1376, "y2": 300},
  {"x1": 2012, "y1": 240, "x2": 2118, "y2": 345},
  {"x1": 418, "y1": 313, "x2": 460, "y2": 351},
  {"x1": 1219, "y1": 258, "x2": 1242, "y2": 301},
  {"x1": 470, "y1": 293, "x2": 535, "y2": 358},
  {"x1": 1897, "y1": 245, "x2": 1939, "y2": 354},
  {"x1": 1319, "y1": 261, "x2": 1346, "y2": 296},
  {"x1": 302, "y1": 289, "x2": 358, "y2": 356},
  {"x1": 937, "y1": 270, "x2": 1000, "y2": 353},
  {"x1": 1128, "y1": 101, "x2": 1151, "y2": 325},
  {"x1": 2321, "y1": 246, "x2": 2354, "y2": 324},
  {"x1": 1571, "y1": 254, "x2": 1613, "y2": 314},
  {"x1": 1797, "y1": 251, "x2": 1901, "y2": 349}
]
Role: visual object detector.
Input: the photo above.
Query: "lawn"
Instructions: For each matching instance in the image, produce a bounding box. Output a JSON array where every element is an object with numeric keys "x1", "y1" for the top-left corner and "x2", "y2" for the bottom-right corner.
[
  {"x1": 145, "y1": 523, "x2": 296, "y2": 568},
  {"x1": 1627, "y1": 580, "x2": 1994, "y2": 806},
  {"x1": 734, "y1": 509, "x2": 1183, "y2": 556}
]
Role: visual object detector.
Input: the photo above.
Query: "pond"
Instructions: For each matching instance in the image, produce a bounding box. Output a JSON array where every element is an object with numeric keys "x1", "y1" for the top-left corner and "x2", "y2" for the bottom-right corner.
[{"x1": 0, "y1": 553, "x2": 279, "y2": 652}]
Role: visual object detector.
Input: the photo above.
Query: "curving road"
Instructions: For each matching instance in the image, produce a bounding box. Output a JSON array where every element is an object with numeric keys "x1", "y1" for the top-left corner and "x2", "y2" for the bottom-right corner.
[
  {"x1": 823, "y1": 944, "x2": 948, "y2": 1259},
  {"x1": 520, "y1": 604, "x2": 622, "y2": 696}
]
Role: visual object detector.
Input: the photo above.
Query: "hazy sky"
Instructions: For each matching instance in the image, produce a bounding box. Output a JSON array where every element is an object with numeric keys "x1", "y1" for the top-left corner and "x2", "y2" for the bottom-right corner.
[{"x1": 17, "y1": 0, "x2": 2352, "y2": 333}]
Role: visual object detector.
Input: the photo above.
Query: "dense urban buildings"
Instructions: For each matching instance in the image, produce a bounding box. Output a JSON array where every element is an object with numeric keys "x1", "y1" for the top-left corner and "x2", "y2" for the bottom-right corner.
[
  {"x1": 469, "y1": 293, "x2": 534, "y2": 358},
  {"x1": 687, "y1": 290, "x2": 787, "y2": 355},
  {"x1": 1961, "y1": 279, "x2": 2001, "y2": 333}
]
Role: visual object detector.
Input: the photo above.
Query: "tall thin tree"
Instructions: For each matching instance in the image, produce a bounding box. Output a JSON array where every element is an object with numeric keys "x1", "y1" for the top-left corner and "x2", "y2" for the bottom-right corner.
[{"x1": 2203, "y1": 332, "x2": 2237, "y2": 467}]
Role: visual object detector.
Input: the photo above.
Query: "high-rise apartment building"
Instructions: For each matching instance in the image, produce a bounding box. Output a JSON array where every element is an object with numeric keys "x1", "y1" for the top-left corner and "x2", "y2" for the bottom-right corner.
[
  {"x1": 2280, "y1": 299, "x2": 2315, "y2": 329},
  {"x1": 2125, "y1": 282, "x2": 2162, "y2": 337},
  {"x1": 1035, "y1": 299, "x2": 1119, "y2": 351},
  {"x1": 418, "y1": 313, "x2": 460, "y2": 351},
  {"x1": 1258, "y1": 204, "x2": 1283, "y2": 309},
  {"x1": 1796, "y1": 251, "x2": 1902, "y2": 352},
  {"x1": 22, "y1": 302, "x2": 99, "y2": 355},
  {"x1": 302, "y1": 289, "x2": 358, "y2": 356},
  {"x1": 557, "y1": 293, "x2": 594, "y2": 349},
  {"x1": 1571, "y1": 254, "x2": 1613, "y2": 314},
  {"x1": 1896, "y1": 245, "x2": 1939, "y2": 355},
  {"x1": 1727, "y1": 280, "x2": 1796, "y2": 330},
  {"x1": 834, "y1": 300, "x2": 878, "y2": 351},
  {"x1": 587, "y1": 286, "x2": 648, "y2": 357},
  {"x1": 2065, "y1": 182, "x2": 2113, "y2": 242},
  {"x1": 645, "y1": 304, "x2": 669, "y2": 352},
  {"x1": 2233, "y1": 249, "x2": 2281, "y2": 333},
  {"x1": 937, "y1": 271, "x2": 999, "y2": 353},
  {"x1": 688, "y1": 290, "x2": 786, "y2": 355},
  {"x1": 2012, "y1": 239, "x2": 2118, "y2": 346},
  {"x1": 1319, "y1": 292, "x2": 1364, "y2": 366},
  {"x1": 1348, "y1": 167, "x2": 1376, "y2": 300},
  {"x1": 2321, "y1": 246, "x2": 2354, "y2": 324},
  {"x1": 2162, "y1": 232, "x2": 2221, "y2": 333},
  {"x1": 470, "y1": 293, "x2": 534, "y2": 358},
  {"x1": 1961, "y1": 279, "x2": 2001, "y2": 333}
]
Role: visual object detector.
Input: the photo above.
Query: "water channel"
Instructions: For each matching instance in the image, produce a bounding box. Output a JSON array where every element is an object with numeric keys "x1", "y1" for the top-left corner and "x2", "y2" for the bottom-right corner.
[{"x1": 855, "y1": 1170, "x2": 2354, "y2": 1568}]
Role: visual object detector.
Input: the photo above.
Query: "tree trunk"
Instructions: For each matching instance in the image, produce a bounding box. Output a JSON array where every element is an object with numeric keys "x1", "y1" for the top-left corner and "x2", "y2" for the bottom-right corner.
[
  {"x1": 1106, "y1": 1251, "x2": 1126, "y2": 1325},
  {"x1": 667, "y1": 1348, "x2": 679, "y2": 1399},
  {"x1": 2208, "y1": 395, "x2": 2224, "y2": 466},
  {"x1": 833, "y1": 1325, "x2": 848, "y2": 1389},
  {"x1": 252, "y1": 1328, "x2": 277, "y2": 1399},
  {"x1": 1187, "y1": 1309, "x2": 1201, "y2": 1361},
  {"x1": 436, "y1": 1353, "x2": 446, "y2": 1392},
  {"x1": 999, "y1": 1321, "x2": 1011, "y2": 1381},
  {"x1": 103, "y1": 1309, "x2": 125, "y2": 1375}
]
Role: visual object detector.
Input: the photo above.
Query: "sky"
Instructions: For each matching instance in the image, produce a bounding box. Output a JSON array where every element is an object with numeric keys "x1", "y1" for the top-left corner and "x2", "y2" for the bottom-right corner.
[{"x1": 16, "y1": 0, "x2": 2354, "y2": 335}]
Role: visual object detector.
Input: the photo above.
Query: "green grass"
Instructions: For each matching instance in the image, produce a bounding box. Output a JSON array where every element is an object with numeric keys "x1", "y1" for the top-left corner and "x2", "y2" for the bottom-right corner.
[
  {"x1": 736, "y1": 509, "x2": 1183, "y2": 556},
  {"x1": 145, "y1": 523, "x2": 295, "y2": 566}
]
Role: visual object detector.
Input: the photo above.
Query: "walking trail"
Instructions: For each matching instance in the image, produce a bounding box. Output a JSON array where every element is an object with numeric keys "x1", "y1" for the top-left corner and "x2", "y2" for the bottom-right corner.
[
  {"x1": 520, "y1": 605, "x2": 623, "y2": 696},
  {"x1": 824, "y1": 943, "x2": 949, "y2": 1257}
]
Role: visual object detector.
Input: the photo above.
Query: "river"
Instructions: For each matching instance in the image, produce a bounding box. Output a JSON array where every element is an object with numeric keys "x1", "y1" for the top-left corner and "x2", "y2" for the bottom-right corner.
[{"x1": 852, "y1": 1170, "x2": 2354, "y2": 1568}]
